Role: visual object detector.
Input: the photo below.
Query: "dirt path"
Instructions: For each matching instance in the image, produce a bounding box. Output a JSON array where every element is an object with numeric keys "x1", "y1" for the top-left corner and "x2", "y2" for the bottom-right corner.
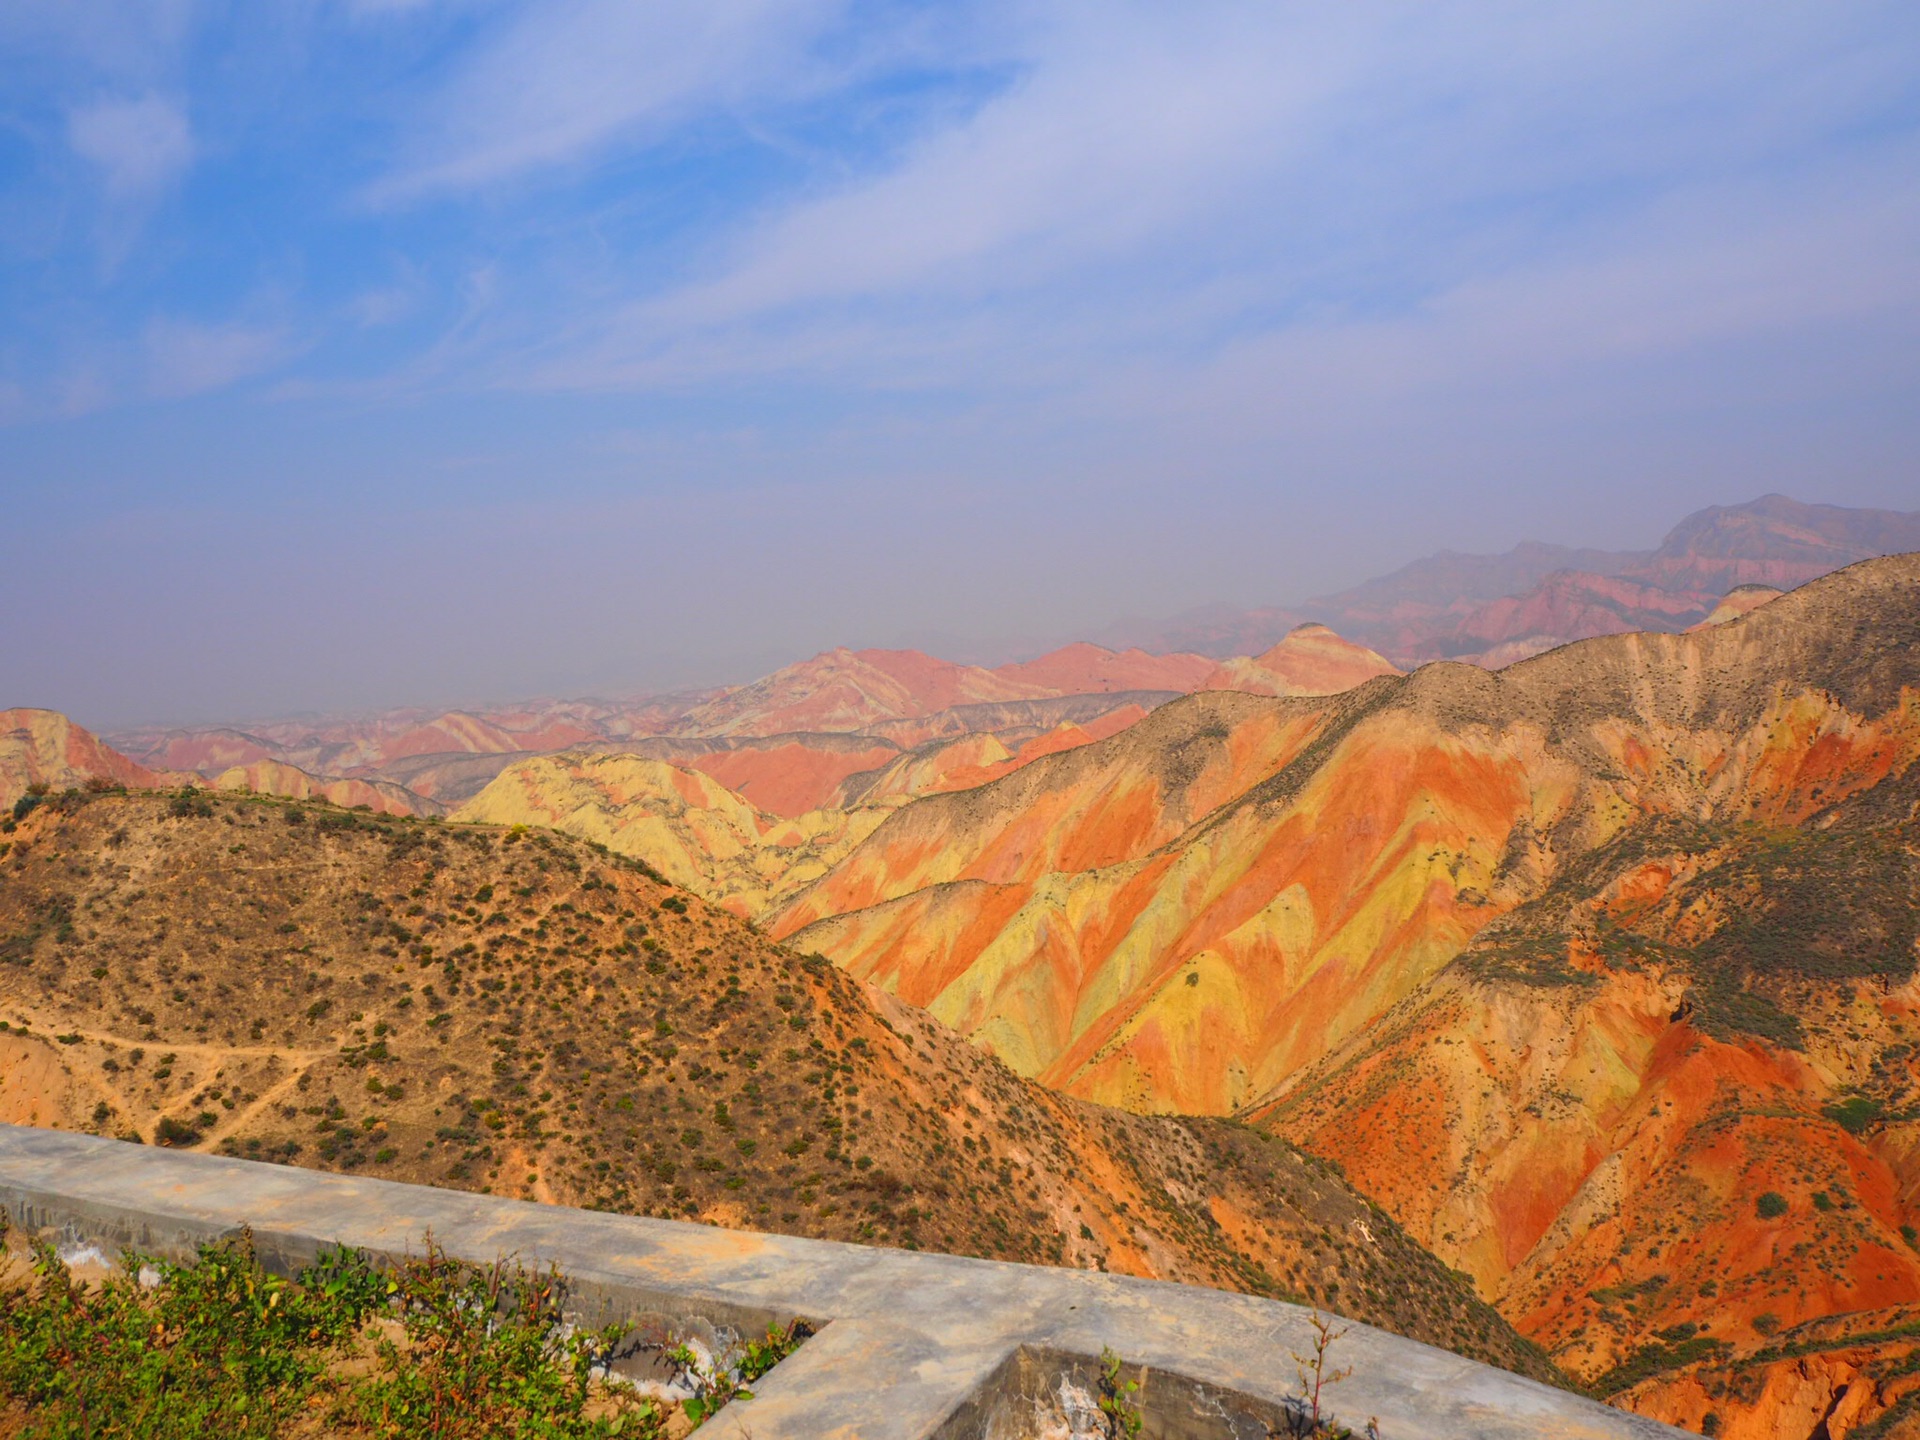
[{"x1": 2, "y1": 1004, "x2": 337, "y2": 1143}]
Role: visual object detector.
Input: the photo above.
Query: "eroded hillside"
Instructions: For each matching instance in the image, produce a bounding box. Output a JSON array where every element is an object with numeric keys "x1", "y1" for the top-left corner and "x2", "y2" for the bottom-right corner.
[
  {"x1": 771, "y1": 553, "x2": 1920, "y2": 1434},
  {"x1": 1262, "y1": 811, "x2": 1920, "y2": 1427},
  {"x1": 780, "y1": 556, "x2": 1920, "y2": 1113},
  {"x1": 0, "y1": 788, "x2": 1552, "y2": 1382}
]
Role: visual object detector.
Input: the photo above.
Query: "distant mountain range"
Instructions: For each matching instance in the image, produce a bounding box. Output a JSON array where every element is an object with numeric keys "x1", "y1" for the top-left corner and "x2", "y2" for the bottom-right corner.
[
  {"x1": 64, "y1": 492, "x2": 1910, "y2": 830},
  {"x1": 82, "y1": 626, "x2": 1399, "y2": 821},
  {"x1": 1096, "y1": 493, "x2": 1920, "y2": 664}
]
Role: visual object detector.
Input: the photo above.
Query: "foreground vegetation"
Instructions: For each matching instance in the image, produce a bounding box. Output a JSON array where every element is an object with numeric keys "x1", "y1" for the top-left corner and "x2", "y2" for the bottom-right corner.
[{"x1": 0, "y1": 1213, "x2": 804, "y2": 1439}]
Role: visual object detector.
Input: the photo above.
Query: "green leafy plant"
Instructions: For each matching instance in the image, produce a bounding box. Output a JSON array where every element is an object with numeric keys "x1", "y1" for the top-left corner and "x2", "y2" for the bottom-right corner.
[
  {"x1": 0, "y1": 1215, "x2": 787, "y2": 1438},
  {"x1": 1756, "y1": 1192, "x2": 1789, "y2": 1220},
  {"x1": 0, "y1": 1222, "x2": 379, "y2": 1439},
  {"x1": 664, "y1": 1319, "x2": 811, "y2": 1425},
  {"x1": 1095, "y1": 1345, "x2": 1145, "y2": 1439},
  {"x1": 347, "y1": 1243, "x2": 650, "y2": 1438}
]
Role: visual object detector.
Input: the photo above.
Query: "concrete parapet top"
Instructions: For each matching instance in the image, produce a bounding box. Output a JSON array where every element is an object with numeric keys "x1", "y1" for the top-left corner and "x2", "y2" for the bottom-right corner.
[{"x1": 0, "y1": 1125, "x2": 1682, "y2": 1440}]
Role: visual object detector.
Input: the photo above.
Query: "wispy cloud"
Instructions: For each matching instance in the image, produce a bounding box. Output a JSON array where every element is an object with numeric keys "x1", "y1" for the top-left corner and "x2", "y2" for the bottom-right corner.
[
  {"x1": 6, "y1": 0, "x2": 1920, "y2": 724},
  {"x1": 68, "y1": 93, "x2": 194, "y2": 199},
  {"x1": 507, "y1": 2, "x2": 1920, "y2": 399},
  {"x1": 143, "y1": 317, "x2": 293, "y2": 399},
  {"x1": 369, "y1": 0, "x2": 853, "y2": 199}
]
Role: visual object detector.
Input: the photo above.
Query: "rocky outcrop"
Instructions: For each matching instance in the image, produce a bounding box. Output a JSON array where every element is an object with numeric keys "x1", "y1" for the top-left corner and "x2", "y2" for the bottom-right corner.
[
  {"x1": 213, "y1": 759, "x2": 446, "y2": 818},
  {"x1": 0, "y1": 708, "x2": 185, "y2": 808},
  {"x1": 1202, "y1": 623, "x2": 1401, "y2": 695},
  {"x1": 453, "y1": 753, "x2": 886, "y2": 917}
]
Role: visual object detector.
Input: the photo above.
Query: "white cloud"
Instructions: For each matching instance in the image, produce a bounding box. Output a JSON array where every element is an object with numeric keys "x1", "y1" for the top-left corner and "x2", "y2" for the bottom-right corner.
[
  {"x1": 0, "y1": 1, "x2": 197, "y2": 85},
  {"x1": 371, "y1": 0, "x2": 850, "y2": 198},
  {"x1": 507, "y1": 1, "x2": 1920, "y2": 400},
  {"x1": 350, "y1": 286, "x2": 417, "y2": 328},
  {"x1": 68, "y1": 93, "x2": 194, "y2": 199},
  {"x1": 144, "y1": 318, "x2": 291, "y2": 399}
]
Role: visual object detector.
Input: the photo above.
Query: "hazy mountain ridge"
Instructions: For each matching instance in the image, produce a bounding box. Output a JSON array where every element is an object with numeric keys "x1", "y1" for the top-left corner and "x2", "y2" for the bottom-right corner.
[
  {"x1": 1101, "y1": 495, "x2": 1920, "y2": 666},
  {"x1": 87, "y1": 494, "x2": 1905, "y2": 836},
  {"x1": 1, "y1": 709, "x2": 190, "y2": 810}
]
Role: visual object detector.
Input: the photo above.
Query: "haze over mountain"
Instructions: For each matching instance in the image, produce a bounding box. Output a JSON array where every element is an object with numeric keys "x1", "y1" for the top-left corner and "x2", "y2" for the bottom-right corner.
[
  {"x1": 53, "y1": 496, "x2": 1904, "y2": 848},
  {"x1": 1101, "y1": 495, "x2": 1920, "y2": 666},
  {"x1": 9, "y1": 6, "x2": 1918, "y2": 736}
]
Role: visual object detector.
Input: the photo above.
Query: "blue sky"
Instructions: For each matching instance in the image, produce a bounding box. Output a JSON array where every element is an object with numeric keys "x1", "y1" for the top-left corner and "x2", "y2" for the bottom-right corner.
[{"x1": 3, "y1": 1, "x2": 1918, "y2": 725}]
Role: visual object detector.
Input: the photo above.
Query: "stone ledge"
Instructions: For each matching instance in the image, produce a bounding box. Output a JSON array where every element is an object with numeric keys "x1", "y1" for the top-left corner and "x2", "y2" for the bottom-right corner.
[{"x1": 0, "y1": 1125, "x2": 1683, "y2": 1439}]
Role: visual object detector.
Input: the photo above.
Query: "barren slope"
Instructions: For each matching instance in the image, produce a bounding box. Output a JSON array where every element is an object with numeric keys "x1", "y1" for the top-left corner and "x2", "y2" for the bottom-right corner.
[
  {"x1": 0, "y1": 788, "x2": 1552, "y2": 1381},
  {"x1": 1201, "y1": 624, "x2": 1401, "y2": 696},
  {"x1": 774, "y1": 556, "x2": 1920, "y2": 1432},
  {"x1": 673, "y1": 648, "x2": 1054, "y2": 738},
  {"x1": 784, "y1": 555, "x2": 1920, "y2": 1112}
]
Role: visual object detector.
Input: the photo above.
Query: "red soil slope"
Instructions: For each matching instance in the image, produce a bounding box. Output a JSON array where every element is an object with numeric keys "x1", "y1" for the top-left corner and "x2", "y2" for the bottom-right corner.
[
  {"x1": 676, "y1": 739, "x2": 901, "y2": 816},
  {"x1": 674, "y1": 648, "x2": 1055, "y2": 737},
  {"x1": 775, "y1": 554, "x2": 1920, "y2": 1434}
]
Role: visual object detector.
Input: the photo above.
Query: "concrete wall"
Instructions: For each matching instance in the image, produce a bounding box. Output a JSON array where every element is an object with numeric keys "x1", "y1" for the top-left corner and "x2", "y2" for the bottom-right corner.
[{"x1": 0, "y1": 1125, "x2": 1684, "y2": 1439}]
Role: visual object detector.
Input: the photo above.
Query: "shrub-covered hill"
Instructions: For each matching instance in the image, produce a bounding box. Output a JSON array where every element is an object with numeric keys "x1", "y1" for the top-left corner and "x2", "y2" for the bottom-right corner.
[{"x1": 0, "y1": 788, "x2": 1557, "y2": 1383}]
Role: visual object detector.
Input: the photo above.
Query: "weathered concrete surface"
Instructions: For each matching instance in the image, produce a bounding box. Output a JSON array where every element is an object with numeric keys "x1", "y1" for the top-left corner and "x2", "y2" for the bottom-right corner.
[{"x1": 0, "y1": 1125, "x2": 1684, "y2": 1439}]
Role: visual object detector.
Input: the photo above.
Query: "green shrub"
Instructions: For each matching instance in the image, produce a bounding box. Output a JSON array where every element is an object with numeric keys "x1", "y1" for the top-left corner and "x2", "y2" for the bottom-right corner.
[
  {"x1": 347, "y1": 1246, "x2": 646, "y2": 1438},
  {"x1": 0, "y1": 1220, "x2": 696, "y2": 1440},
  {"x1": 1756, "y1": 1192, "x2": 1789, "y2": 1220},
  {"x1": 1823, "y1": 1095, "x2": 1885, "y2": 1134},
  {"x1": 1097, "y1": 1345, "x2": 1145, "y2": 1438},
  {"x1": 153, "y1": 1115, "x2": 202, "y2": 1147},
  {"x1": 0, "y1": 1226, "x2": 380, "y2": 1439}
]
